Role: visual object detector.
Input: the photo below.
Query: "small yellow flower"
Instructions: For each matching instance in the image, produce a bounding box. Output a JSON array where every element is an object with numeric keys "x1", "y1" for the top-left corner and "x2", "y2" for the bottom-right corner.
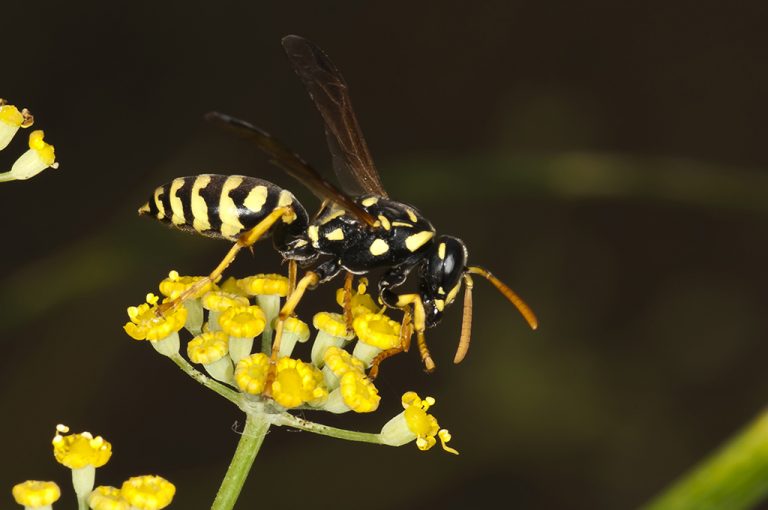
[
  {"x1": 323, "y1": 363, "x2": 380, "y2": 414},
  {"x1": 235, "y1": 353, "x2": 270, "y2": 395},
  {"x1": 218, "y1": 276, "x2": 248, "y2": 296},
  {"x1": 0, "y1": 103, "x2": 27, "y2": 150},
  {"x1": 218, "y1": 305, "x2": 266, "y2": 338},
  {"x1": 351, "y1": 312, "x2": 401, "y2": 366},
  {"x1": 238, "y1": 273, "x2": 290, "y2": 297},
  {"x1": 6, "y1": 130, "x2": 58, "y2": 181},
  {"x1": 124, "y1": 294, "x2": 187, "y2": 342},
  {"x1": 271, "y1": 357, "x2": 328, "y2": 408},
  {"x1": 379, "y1": 392, "x2": 458, "y2": 454},
  {"x1": 158, "y1": 270, "x2": 214, "y2": 299},
  {"x1": 324, "y1": 346, "x2": 366, "y2": 376},
  {"x1": 276, "y1": 316, "x2": 311, "y2": 358},
  {"x1": 12, "y1": 481, "x2": 60, "y2": 509},
  {"x1": 52, "y1": 425, "x2": 112, "y2": 469},
  {"x1": 311, "y1": 312, "x2": 354, "y2": 366},
  {"x1": 201, "y1": 290, "x2": 249, "y2": 312},
  {"x1": 335, "y1": 279, "x2": 380, "y2": 318},
  {"x1": 88, "y1": 486, "x2": 129, "y2": 510},
  {"x1": 121, "y1": 475, "x2": 175, "y2": 510},
  {"x1": 188, "y1": 331, "x2": 233, "y2": 383}
]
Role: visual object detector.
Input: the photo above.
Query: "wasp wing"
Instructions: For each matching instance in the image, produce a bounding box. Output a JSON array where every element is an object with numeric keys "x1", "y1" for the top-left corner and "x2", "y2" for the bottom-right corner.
[
  {"x1": 205, "y1": 111, "x2": 377, "y2": 227},
  {"x1": 282, "y1": 34, "x2": 389, "y2": 198}
]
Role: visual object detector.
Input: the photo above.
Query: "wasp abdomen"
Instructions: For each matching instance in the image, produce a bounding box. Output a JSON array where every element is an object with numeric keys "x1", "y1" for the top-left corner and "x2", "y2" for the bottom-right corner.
[{"x1": 139, "y1": 174, "x2": 307, "y2": 241}]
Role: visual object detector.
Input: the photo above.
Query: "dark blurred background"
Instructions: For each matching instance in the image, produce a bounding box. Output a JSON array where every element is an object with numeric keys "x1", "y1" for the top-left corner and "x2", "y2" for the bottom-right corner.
[{"x1": 2, "y1": 1, "x2": 768, "y2": 508}]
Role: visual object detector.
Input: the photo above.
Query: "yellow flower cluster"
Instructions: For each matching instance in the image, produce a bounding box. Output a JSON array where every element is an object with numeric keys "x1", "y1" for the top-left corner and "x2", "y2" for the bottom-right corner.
[
  {"x1": 11, "y1": 425, "x2": 175, "y2": 509},
  {"x1": 0, "y1": 98, "x2": 58, "y2": 182},
  {"x1": 124, "y1": 270, "x2": 457, "y2": 452}
]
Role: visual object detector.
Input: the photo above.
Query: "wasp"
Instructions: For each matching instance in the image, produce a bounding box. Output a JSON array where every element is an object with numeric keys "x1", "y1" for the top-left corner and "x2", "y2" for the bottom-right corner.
[{"x1": 139, "y1": 35, "x2": 538, "y2": 376}]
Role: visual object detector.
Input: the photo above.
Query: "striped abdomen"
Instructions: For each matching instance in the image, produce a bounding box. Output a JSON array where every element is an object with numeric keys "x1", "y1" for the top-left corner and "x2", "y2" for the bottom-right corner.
[{"x1": 139, "y1": 174, "x2": 308, "y2": 241}]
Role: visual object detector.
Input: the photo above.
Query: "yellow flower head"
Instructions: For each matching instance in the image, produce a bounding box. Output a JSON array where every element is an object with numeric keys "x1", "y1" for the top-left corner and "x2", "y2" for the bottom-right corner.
[
  {"x1": 201, "y1": 290, "x2": 250, "y2": 312},
  {"x1": 218, "y1": 276, "x2": 248, "y2": 296},
  {"x1": 238, "y1": 273, "x2": 290, "y2": 297},
  {"x1": 218, "y1": 305, "x2": 266, "y2": 338},
  {"x1": 12, "y1": 481, "x2": 60, "y2": 508},
  {"x1": 27, "y1": 130, "x2": 56, "y2": 166},
  {"x1": 335, "y1": 280, "x2": 380, "y2": 317},
  {"x1": 324, "y1": 346, "x2": 366, "y2": 376},
  {"x1": 313, "y1": 312, "x2": 354, "y2": 339},
  {"x1": 187, "y1": 331, "x2": 229, "y2": 364},
  {"x1": 124, "y1": 294, "x2": 187, "y2": 341},
  {"x1": 88, "y1": 486, "x2": 129, "y2": 510},
  {"x1": 0, "y1": 103, "x2": 24, "y2": 127},
  {"x1": 52, "y1": 425, "x2": 112, "y2": 469},
  {"x1": 402, "y1": 392, "x2": 458, "y2": 454},
  {"x1": 158, "y1": 270, "x2": 214, "y2": 299},
  {"x1": 353, "y1": 312, "x2": 401, "y2": 349},
  {"x1": 121, "y1": 475, "x2": 175, "y2": 510},
  {"x1": 235, "y1": 353, "x2": 270, "y2": 395},
  {"x1": 271, "y1": 357, "x2": 328, "y2": 408},
  {"x1": 338, "y1": 370, "x2": 380, "y2": 413},
  {"x1": 283, "y1": 316, "x2": 310, "y2": 342}
]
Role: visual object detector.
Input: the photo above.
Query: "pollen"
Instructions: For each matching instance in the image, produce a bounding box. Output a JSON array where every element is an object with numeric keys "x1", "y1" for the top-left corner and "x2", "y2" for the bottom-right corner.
[
  {"x1": 201, "y1": 290, "x2": 250, "y2": 312},
  {"x1": 52, "y1": 428, "x2": 112, "y2": 469},
  {"x1": 187, "y1": 331, "x2": 229, "y2": 364},
  {"x1": 324, "y1": 346, "x2": 366, "y2": 376},
  {"x1": 338, "y1": 370, "x2": 380, "y2": 413},
  {"x1": 353, "y1": 312, "x2": 401, "y2": 349},
  {"x1": 123, "y1": 298, "x2": 187, "y2": 342},
  {"x1": 12, "y1": 481, "x2": 60, "y2": 508},
  {"x1": 218, "y1": 305, "x2": 266, "y2": 338},
  {"x1": 313, "y1": 312, "x2": 354, "y2": 339},
  {"x1": 238, "y1": 273, "x2": 290, "y2": 297},
  {"x1": 271, "y1": 357, "x2": 328, "y2": 408},
  {"x1": 121, "y1": 475, "x2": 175, "y2": 510},
  {"x1": 234, "y1": 353, "x2": 270, "y2": 395},
  {"x1": 158, "y1": 270, "x2": 214, "y2": 299},
  {"x1": 88, "y1": 486, "x2": 129, "y2": 510}
]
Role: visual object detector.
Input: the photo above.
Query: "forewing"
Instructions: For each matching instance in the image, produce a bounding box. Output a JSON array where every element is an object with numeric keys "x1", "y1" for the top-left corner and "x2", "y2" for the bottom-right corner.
[
  {"x1": 282, "y1": 34, "x2": 389, "y2": 198},
  {"x1": 205, "y1": 111, "x2": 377, "y2": 227}
]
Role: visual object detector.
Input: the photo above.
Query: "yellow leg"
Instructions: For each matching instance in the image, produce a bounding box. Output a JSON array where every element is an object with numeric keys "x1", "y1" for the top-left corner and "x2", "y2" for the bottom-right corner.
[
  {"x1": 368, "y1": 307, "x2": 413, "y2": 380},
  {"x1": 270, "y1": 271, "x2": 320, "y2": 361},
  {"x1": 396, "y1": 294, "x2": 435, "y2": 373},
  {"x1": 288, "y1": 259, "x2": 298, "y2": 294},
  {"x1": 342, "y1": 272, "x2": 354, "y2": 333},
  {"x1": 158, "y1": 206, "x2": 292, "y2": 315}
]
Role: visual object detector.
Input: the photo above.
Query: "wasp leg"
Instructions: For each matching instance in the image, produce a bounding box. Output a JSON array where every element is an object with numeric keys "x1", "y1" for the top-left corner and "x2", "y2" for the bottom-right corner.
[
  {"x1": 368, "y1": 306, "x2": 412, "y2": 380},
  {"x1": 392, "y1": 293, "x2": 435, "y2": 373},
  {"x1": 288, "y1": 259, "x2": 298, "y2": 294},
  {"x1": 158, "y1": 206, "x2": 293, "y2": 315},
  {"x1": 342, "y1": 272, "x2": 354, "y2": 333}
]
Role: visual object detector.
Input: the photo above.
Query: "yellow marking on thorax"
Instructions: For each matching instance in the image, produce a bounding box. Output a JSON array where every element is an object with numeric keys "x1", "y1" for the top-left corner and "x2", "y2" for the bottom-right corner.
[
  {"x1": 320, "y1": 208, "x2": 346, "y2": 225},
  {"x1": 169, "y1": 178, "x2": 186, "y2": 225},
  {"x1": 243, "y1": 185, "x2": 268, "y2": 213},
  {"x1": 406, "y1": 208, "x2": 418, "y2": 223},
  {"x1": 361, "y1": 197, "x2": 378, "y2": 207},
  {"x1": 438, "y1": 242, "x2": 446, "y2": 260},
  {"x1": 191, "y1": 175, "x2": 212, "y2": 232},
  {"x1": 326, "y1": 228, "x2": 344, "y2": 241},
  {"x1": 153, "y1": 187, "x2": 166, "y2": 220},
  {"x1": 369, "y1": 238, "x2": 389, "y2": 256},
  {"x1": 405, "y1": 231, "x2": 435, "y2": 252},
  {"x1": 391, "y1": 221, "x2": 412, "y2": 228},
  {"x1": 435, "y1": 299, "x2": 445, "y2": 312},
  {"x1": 378, "y1": 215, "x2": 391, "y2": 231},
  {"x1": 278, "y1": 190, "x2": 297, "y2": 223},
  {"x1": 308, "y1": 225, "x2": 319, "y2": 242},
  {"x1": 219, "y1": 176, "x2": 245, "y2": 239},
  {"x1": 438, "y1": 286, "x2": 446, "y2": 295}
]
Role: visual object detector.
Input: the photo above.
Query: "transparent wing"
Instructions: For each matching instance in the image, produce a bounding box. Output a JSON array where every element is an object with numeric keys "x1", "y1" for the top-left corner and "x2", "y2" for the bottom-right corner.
[
  {"x1": 205, "y1": 111, "x2": 378, "y2": 227},
  {"x1": 282, "y1": 34, "x2": 389, "y2": 198}
]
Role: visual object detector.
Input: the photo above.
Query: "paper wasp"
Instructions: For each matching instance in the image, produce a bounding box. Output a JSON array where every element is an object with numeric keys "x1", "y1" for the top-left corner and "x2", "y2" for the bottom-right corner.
[{"x1": 140, "y1": 35, "x2": 538, "y2": 376}]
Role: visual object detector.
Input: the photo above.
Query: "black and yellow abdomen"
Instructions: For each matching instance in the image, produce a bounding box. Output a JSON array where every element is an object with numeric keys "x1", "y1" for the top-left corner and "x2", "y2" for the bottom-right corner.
[{"x1": 139, "y1": 174, "x2": 308, "y2": 242}]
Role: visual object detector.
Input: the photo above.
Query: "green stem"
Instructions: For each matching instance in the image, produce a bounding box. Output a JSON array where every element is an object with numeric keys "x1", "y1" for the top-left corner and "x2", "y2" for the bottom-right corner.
[
  {"x1": 643, "y1": 408, "x2": 768, "y2": 510},
  {"x1": 169, "y1": 354, "x2": 241, "y2": 405},
  {"x1": 0, "y1": 171, "x2": 17, "y2": 183},
  {"x1": 271, "y1": 412, "x2": 385, "y2": 445},
  {"x1": 211, "y1": 413, "x2": 270, "y2": 510}
]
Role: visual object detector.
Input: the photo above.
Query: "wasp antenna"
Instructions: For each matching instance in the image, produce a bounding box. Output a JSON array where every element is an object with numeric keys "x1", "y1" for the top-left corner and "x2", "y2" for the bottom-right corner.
[
  {"x1": 466, "y1": 266, "x2": 538, "y2": 330},
  {"x1": 454, "y1": 274, "x2": 474, "y2": 364}
]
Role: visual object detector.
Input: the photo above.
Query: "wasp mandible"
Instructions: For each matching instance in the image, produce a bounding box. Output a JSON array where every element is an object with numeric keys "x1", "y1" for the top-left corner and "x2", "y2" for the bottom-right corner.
[{"x1": 139, "y1": 35, "x2": 538, "y2": 376}]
